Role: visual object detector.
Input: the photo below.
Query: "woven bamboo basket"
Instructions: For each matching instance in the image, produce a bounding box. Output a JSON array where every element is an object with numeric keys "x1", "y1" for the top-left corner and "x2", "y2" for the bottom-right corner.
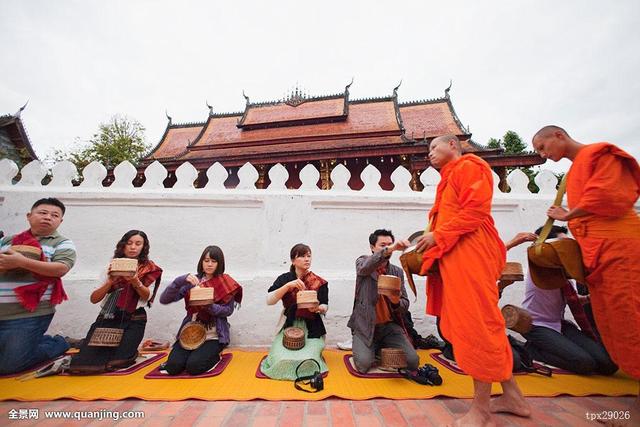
[
  {"x1": 188, "y1": 286, "x2": 214, "y2": 306},
  {"x1": 87, "y1": 327, "x2": 124, "y2": 347},
  {"x1": 501, "y1": 304, "x2": 533, "y2": 334},
  {"x1": 10, "y1": 245, "x2": 42, "y2": 260},
  {"x1": 501, "y1": 262, "x2": 524, "y2": 282},
  {"x1": 282, "y1": 326, "x2": 306, "y2": 350},
  {"x1": 109, "y1": 258, "x2": 138, "y2": 277},
  {"x1": 179, "y1": 321, "x2": 207, "y2": 350},
  {"x1": 379, "y1": 347, "x2": 408, "y2": 371},
  {"x1": 296, "y1": 290, "x2": 319, "y2": 310},
  {"x1": 378, "y1": 275, "x2": 401, "y2": 297},
  {"x1": 0, "y1": 245, "x2": 42, "y2": 273}
]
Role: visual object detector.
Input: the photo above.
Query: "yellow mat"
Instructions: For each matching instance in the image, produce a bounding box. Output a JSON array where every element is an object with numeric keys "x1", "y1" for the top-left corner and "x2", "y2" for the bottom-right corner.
[{"x1": 0, "y1": 349, "x2": 635, "y2": 402}]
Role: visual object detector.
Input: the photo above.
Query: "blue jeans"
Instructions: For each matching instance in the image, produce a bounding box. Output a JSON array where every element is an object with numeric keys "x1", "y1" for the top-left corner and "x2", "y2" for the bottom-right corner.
[{"x1": 0, "y1": 313, "x2": 70, "y2": 374}]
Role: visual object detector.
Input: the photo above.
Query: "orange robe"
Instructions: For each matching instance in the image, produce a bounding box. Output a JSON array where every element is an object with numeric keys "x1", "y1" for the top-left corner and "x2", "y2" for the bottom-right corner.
[
  {"x1": 420, "y1": 154, "x2": 511, "y2": 383},
  {"x1": 566, "y1": 142, "x2": 640, "y2": 379}
]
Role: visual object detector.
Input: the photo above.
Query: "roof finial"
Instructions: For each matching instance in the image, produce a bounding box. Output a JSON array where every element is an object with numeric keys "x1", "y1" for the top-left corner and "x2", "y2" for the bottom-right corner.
[
  {"x1": 344, "y1": 77, "x2": 354, "y2": 96},
  {"x1": 206, "y1": 100, "x2": 213, "y2": 115},
  {"x1": 445, "y1": 79, "x2": 453, "y2": 98},
  {"x1": 165, "y1": 109, "x2": 172, "y2": 125},
  {"x1": 242, "y1": 90, "x2": 250, "y2": 105},
  {"x1": 14, "y1": 101, "x2": 28, "y2": 118},
  {"x1": 393, "y1": 79, "x2": 403, "y2": 97}
]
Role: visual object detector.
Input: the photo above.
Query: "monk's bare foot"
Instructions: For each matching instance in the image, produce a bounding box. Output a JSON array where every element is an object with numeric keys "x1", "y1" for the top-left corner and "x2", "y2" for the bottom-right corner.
[
  {"x1": 448, "y1": 409, "x2": 496, "y2": 427},
  {"x1": 447, "y1": 406, "x2": 496, "y2": 427},
  {"x1": 490, "y1": 393, "x2": 531, "y2": 418}
]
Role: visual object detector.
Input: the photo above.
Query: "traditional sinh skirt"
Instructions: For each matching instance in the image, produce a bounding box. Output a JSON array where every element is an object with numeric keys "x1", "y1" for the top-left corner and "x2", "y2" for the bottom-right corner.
[{"x1": 260, "y1": 319, "x2": 328, "y2": 381}]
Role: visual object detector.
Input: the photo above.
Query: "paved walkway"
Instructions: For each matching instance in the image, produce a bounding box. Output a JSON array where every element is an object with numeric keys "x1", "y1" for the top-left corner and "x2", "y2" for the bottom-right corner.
[{"x1": 1, "y1": 396, "x2": 634, "y2": 426}]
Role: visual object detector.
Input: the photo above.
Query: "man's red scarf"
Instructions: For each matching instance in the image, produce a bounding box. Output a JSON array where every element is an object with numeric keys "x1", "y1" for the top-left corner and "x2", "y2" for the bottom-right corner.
[
  {"x1": 110, "y1": 260, "x2": 163, "y2": 313},
  {"x1": 281, "y1": 271, "x2": 327, "y2": 320},
  {"x1": 184, "y1": 274, "x2": 243, "y2": 325},
  {"x1": 10, "y1": 230, "x2": 68, "y2": 312},
  {"x1": 562, "y1": 283, "x2": 598, "y2": 341}
]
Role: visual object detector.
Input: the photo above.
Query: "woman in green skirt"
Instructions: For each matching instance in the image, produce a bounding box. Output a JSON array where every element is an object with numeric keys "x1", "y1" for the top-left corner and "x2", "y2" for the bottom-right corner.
[{"x1": 260, "y1": 243, "x2": 329, "y2": 380}]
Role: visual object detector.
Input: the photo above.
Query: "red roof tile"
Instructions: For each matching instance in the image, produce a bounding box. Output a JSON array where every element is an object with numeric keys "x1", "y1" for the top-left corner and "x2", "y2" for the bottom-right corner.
[
  {"x1": 240, "y1": 97, "x2": 346, "y2": 127},
  {"x1": 147, "y1": 125, "x2": 203, "y2": 160},
  {"x1": 194, "y1": 101, "x2": 400, "y2": 147},
  {"x1": 181, "y1": 135, "x2": 406, "y2": 161},
  {"x1": 144, "y1": 97, "x2": 477, "y2": 163},
  {"x1": 399, "y1": 101, "x2": 465, "y2": 140}
]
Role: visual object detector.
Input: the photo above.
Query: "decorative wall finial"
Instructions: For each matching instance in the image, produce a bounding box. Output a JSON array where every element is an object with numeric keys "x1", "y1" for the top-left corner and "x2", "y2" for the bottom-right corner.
[
  {"x1": 206, "y1": 100, "x2": 213, "y2": 115},
  {"x1": 242, "y1": 90, "x2": 250, "y2": 105},
  {"x1": 445, "y1": 79, "x2": 453, "y2": 98},
  {"x1": 165, "y1": 109, "x2": 172, "y2": 125}
]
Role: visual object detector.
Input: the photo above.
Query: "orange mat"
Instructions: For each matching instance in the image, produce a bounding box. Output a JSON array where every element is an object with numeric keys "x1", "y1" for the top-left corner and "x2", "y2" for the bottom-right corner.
[{"x1": 0, "y1": 349, "x2": 635, "y2": 401}]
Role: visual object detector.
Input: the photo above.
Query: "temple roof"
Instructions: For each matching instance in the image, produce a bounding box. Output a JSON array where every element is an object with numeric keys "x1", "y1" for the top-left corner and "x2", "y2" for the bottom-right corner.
[
  {"x1": 237, "y1": 93, "x2": 348, "y2": 129},
  {"x1": 144, "y1": 86, "x2": 480, "y2": 165},
  {"x1": 0, "y1": 103, "x2": 38, "y2": 161},
  {"x1": 399, "y1": 99, "x2": 466, "y2": 140},
  {"x1": 145, "y1": 122, "x2": 204, "y2": 160}
]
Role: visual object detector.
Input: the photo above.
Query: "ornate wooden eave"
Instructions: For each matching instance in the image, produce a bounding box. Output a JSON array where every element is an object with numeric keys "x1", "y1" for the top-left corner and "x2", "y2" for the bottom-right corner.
[
  {"x1": 153, "y1": 140, "x2": 435, "y2": 169},
  {"x1": 187, "y1": 129, "x2": 403, "y2": 152},
  {"x1": 0, "y1": 103, "x2": 38, "y2": 161}
]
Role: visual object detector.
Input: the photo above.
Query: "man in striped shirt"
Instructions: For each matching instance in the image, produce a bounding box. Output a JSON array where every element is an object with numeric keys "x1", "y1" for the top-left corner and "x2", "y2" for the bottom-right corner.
[{"x1": 0, "y1": 198, "x2": 76, "y2": 374}]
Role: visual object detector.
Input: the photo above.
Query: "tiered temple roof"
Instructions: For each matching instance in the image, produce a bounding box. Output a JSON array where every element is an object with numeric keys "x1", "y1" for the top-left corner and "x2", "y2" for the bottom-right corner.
[{"x1": 143, "y1": 83, "x2": 542, "y2": 173}]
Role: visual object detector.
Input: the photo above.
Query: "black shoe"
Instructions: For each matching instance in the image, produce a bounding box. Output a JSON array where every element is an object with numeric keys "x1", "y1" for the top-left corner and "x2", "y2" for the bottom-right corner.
[
  {"x1": 64, "y1": 336, "x2": 84, "y2": 349},
  {"x1": 416, "y1": 334, "x2": 445, "y2": 350}
]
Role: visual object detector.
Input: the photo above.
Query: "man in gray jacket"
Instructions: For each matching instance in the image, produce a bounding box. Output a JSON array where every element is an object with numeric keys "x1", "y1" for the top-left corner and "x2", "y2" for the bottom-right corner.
[{"x1": 347, "y1": 229, "x2": 419, "y2": 373}]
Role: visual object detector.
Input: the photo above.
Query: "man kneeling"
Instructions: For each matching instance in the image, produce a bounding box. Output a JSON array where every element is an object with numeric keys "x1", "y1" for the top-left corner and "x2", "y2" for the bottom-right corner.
[{"x1": 348, "y1": 229, "x2": 418, "y2": 373}]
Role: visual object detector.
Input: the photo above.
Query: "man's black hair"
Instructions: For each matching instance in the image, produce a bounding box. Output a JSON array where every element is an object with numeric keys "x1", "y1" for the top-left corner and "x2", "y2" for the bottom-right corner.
[
  {"x1": 369, "y1": 229, "x2": 394, "y2": 246},
  {"x1": 534, "y1": 225, "x2": 568, "y2": 239},
  {"x1": 32, "y1": 198, "x2": 66, "y2": 215}
]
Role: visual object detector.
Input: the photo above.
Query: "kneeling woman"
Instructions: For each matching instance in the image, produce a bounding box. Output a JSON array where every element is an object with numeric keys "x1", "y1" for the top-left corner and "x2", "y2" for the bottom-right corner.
[
  {"x1": 70, "y1": 230, "x2": 163, "y2": 374},
  {"x1": 260, "y1": 243, "x2": 329, "y2": 380},
  {"x1": 159, "y1": 246, "x2": 242, "y2": 376}
]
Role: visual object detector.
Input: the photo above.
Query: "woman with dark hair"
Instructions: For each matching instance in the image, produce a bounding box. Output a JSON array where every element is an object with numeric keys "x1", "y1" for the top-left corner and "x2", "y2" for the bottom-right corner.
[
  {"x1": 260, "y1": 243, "x2": 329, "y2": 380},
  {"x1": 159, "y1": 245, "x2": 243, "y2": 375},
  {"x1": 70, "y1": 230, "x2": 163, "y2": 374}
]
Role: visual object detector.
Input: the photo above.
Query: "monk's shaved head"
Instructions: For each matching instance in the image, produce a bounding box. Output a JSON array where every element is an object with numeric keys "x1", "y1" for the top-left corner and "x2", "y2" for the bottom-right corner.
[
  {"x1": 532, "y1": 125, "x2": 570, "y2": 141},
  {"x1": 431, "y1": 134, "x2": 462, "y2": 153},
  {"x1": 428, "y1": 134, "x2": 463, "y2": 168},
  {"x1": 532, "y1": 125, "x2": 582, "y2": 161}
]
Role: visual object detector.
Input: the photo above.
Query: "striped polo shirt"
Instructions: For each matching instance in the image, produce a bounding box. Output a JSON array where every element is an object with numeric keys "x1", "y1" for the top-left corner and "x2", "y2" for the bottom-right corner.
[{"x1": 0, "y1": 230, "x2": 76, "y2": 320}]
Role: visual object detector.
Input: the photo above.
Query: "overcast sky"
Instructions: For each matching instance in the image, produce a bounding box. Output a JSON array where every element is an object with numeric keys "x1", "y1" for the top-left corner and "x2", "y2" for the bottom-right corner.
[{"x1": 1, "y1": 0, "x2": 639, "y2": 173}]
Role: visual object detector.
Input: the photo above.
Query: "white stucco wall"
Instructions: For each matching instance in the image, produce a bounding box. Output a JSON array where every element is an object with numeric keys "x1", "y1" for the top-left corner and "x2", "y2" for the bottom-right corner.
[{"x1": 0, "y1": 158, "x2": 596, "y2": 346}]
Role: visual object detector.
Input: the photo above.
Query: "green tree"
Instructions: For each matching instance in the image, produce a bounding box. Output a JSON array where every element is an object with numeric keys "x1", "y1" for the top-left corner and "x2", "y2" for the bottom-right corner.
[
  {"x1": 502, "y1": 130, "x2": 528, "y2": 154},
  {"x1": 488, "y1": 130, "x2": 541, "y2": 192},
  {"x1": 0, "y1": 146, "x2": 31, "y2": 169},
  {"x1": 49, "y1": 115, "x2": 149, "y2": 170},
  {"x1": 487, "y1": 137, "x2": 502, "y2": 150}
]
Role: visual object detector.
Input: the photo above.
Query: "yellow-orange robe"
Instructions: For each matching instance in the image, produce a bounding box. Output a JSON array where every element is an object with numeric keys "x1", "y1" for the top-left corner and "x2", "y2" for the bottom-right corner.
[
  {"x1": 420, "y1": 154, "x2": 511, "y2": 383},
  {"x1": 566, "y1": 142, "x2": 640, "y2": 379}
]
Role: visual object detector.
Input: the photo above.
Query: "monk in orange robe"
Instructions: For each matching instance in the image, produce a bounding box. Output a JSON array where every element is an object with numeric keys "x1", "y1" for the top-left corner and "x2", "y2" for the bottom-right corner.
[
  {"x1": 533, "y1": 125, "x2": 640, "y2": 420},
  {"x1": 416, "y1": 135, "x2": 530, "y2": 426}
]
